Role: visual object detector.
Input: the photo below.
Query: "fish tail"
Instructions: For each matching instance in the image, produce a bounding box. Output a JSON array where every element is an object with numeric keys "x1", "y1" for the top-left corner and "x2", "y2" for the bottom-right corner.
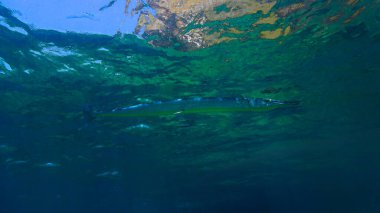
[{"x1": 282, "y1": 100, "x2": 301, "y2": 106}]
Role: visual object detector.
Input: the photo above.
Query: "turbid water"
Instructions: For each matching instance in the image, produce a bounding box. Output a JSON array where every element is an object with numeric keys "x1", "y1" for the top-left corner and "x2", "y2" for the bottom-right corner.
[{"x1": 1, "y1": 1, "x2": 380, "y2": 212}]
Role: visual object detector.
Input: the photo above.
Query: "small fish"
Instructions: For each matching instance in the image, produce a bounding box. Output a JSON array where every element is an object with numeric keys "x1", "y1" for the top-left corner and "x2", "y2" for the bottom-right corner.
[
  {"x1": 126, "y1": 123, "x2": 151, "y2": 130},
  {"x1": 66, "y1": 13, "x2": 96, "y2": 20},
  {"x1": 96, "y1": 170, "x2": 119, "y2": 177},
  {"x1": 39, "y1": 162, "x2": 60, "y2": 168},
  {"x1": 94, "y1": 145, "x2": 106, "y2": 149},
  {"x1": 99, "y1": 0, "x2": 118, "y2": 11},
  {"x1": 97, "y1": 47, "x2": 109, "y2": 52}
]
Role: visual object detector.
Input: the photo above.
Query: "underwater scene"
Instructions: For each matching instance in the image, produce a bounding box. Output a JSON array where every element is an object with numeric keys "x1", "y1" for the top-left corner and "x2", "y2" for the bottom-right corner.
[{"x1": 1, "y1": 0, "x2": 380, "y2": 212}]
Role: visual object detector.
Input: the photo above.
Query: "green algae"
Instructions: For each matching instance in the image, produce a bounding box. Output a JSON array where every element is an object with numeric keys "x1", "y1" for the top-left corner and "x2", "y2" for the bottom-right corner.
[{"x1": 214, "y1": 4, "x2": 231, "y2": 14}]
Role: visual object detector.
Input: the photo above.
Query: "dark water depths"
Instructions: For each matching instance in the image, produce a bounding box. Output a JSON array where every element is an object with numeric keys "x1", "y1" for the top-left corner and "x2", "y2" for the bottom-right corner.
[{"x1": 1, "y1": 1, "x2": 380, "y2": 212}]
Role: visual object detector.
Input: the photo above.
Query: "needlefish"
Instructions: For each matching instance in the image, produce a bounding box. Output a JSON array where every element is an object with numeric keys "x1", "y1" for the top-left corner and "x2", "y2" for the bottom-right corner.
[{"x1": 84, "y1": 97, "x2": 291, "y2": 122}]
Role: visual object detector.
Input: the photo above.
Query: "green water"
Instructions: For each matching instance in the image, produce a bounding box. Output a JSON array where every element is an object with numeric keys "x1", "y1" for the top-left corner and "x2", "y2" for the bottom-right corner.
[{"x1": 1, "y1": 1, "x2": 380, "y2": 212}]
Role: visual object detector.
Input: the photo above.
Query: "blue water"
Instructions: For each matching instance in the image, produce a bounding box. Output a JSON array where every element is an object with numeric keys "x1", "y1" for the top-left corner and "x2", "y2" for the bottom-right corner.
[{"x1": 1, "y1": 1, "x2": 380, "y2": 212}]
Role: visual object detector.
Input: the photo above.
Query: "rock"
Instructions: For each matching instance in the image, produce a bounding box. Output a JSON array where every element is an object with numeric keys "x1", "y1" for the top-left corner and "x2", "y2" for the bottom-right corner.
[{"x1": 126, "y1": 0, "x2": 278, "y2": 49}]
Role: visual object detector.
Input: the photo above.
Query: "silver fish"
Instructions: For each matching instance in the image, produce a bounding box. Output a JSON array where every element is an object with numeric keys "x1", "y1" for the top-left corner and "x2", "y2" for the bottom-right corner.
[{"x1": 97, "y1": 97, "x2": 285, "y2": 118}]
